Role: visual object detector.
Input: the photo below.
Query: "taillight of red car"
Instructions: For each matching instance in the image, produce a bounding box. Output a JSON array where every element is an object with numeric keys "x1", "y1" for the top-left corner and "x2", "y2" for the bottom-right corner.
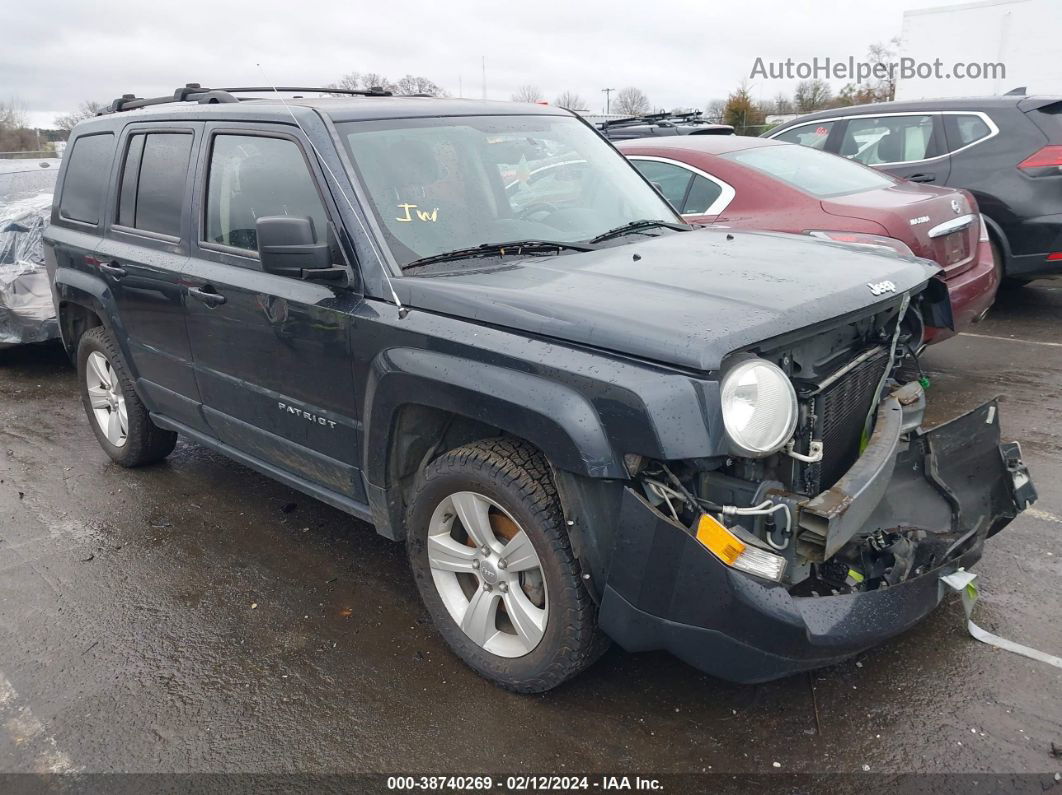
[{"x1": 1017, "y1": 145, "x2": 1062, "y2": 177}]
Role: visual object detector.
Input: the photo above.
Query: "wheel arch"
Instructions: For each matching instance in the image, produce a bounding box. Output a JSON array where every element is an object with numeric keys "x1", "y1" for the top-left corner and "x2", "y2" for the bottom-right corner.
[
  {"x1": 53, "y1": 269, "x2": 124, "y2": 361},
  {"x1": 361, "y1": 347, "x2": 625, "y2": 541},
  {"x1": 979, "y1": 213, "x2": 1012, "y2": 271}
]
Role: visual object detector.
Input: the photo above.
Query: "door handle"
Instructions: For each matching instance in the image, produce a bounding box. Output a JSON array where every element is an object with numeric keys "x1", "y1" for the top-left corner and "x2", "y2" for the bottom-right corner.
[
  {"x1": 188, "y1": 285, "x2": 227, "y2": 307},
  {"x1": 98, "y1": 262, "x2": 127, "y2": 279},
  {"x1": 908, "y1": 173, "x2": 936, "y2": 183}
]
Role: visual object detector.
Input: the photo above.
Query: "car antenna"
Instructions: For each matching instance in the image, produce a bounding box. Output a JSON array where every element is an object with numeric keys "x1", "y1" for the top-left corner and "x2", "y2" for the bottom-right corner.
[{"x1": 256, "y1": 66, "x2": 408, "y2": 319}]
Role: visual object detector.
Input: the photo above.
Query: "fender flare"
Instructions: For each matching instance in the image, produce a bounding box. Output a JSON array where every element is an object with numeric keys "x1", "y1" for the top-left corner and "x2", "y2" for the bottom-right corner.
[
  {"x1": 53, "y1": 269, "x2": 133, "y2": 370},
  {"x1": 363, "y1": 347, "x2": 626, "y2": 489}
]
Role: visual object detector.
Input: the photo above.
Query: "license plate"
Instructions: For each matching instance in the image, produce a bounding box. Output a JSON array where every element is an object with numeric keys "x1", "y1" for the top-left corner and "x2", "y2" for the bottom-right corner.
[{"x1": 942, "y1": 231, "x2": 969, "y2": 266}]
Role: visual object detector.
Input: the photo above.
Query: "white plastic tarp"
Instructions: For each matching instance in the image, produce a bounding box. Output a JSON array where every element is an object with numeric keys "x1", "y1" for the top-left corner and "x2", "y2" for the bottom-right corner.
[{"x1": 0, "y1": 160, "x2": 59, "y2": 347}]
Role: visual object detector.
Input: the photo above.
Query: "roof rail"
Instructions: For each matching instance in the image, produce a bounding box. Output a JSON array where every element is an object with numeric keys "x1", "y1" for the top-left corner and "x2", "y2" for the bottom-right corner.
[
  {"x1": 98, "y1": 83, "x2": 393, "y2": 115},
  {"x1": 598, "y1": 116, "x2": 644, "y2": 128}
]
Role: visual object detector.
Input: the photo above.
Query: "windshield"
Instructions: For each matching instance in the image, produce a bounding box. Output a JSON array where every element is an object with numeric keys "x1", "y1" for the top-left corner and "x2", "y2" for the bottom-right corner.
[
  {"x1": 722, "y1": 143, "x2": 895, "y2": 198},
  {"x1": 338, "y1": 114, "x2": 680, "y2": 268}
]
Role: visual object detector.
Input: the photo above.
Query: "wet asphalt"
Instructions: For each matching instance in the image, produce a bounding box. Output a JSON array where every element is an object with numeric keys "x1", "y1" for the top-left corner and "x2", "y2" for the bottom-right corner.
[{"x1": 0, "y1": 282, "x2": 1059, "y2": 781}]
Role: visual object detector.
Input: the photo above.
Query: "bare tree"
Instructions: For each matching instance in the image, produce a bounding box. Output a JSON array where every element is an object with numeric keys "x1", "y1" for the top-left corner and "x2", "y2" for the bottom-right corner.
[
  {"x1": 1, "y1": 99, "x2": 38, "y2": 152},
  {"x1": 554, "y1": 90, "x2": 587, "y2": 111},
  {"x1": 703, "y1": 99, "x2": 727, "y2": 123},
  {"x1": 362, "y1": 72, "x2": 396, "y2": 93},
  {"x1": 54, "y1": 100, "x2": 106, "y2": 132},
  {"x1": 394, "y1": 75, "x2": 447, "y2": 97},
  {"x1": 1, "y1": 99, "x2": 26, "y2": 130},
  {"x1": 771, "y1": 93, "x2": 794, "y2": 115},
  {"x1": 794, "y1": 79, "x2": 833, "y2": 113},
  {"x1": 613, "y1": 87, "x2": 650, "y2": 116},
  {"x1": 328, "y1": 72, "x2": 363, "y2": 94},
  {"x1": 512, "y1": 85, "x2": 543, "y2": 103}
]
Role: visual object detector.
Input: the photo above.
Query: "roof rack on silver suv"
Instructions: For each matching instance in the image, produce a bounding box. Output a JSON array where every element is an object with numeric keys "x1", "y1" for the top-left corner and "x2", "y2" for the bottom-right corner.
[{"x1": 98, "y1": 82, "x2": 393, "y2": 115}]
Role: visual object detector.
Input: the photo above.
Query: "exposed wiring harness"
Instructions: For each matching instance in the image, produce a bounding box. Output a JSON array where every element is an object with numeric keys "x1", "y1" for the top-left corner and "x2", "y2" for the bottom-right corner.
[
  {"x1": 642, "y1": 465, "x2": 792, "y2": 551},
  {"x1": 863, "y1": 293, "x2": 911, "y2": 440}
]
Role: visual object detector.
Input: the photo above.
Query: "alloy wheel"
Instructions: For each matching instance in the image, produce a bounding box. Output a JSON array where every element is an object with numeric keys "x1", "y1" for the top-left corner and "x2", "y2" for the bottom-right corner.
[
  {"x1": 426, "y1": 491, "x2": 549, "y2": 657},
  {"x1": 85, "y1": 351, "x2": 128, "y2": 448}
]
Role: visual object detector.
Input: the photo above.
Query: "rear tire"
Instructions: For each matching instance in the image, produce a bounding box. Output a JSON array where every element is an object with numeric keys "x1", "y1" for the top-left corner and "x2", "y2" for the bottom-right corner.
[
  {"x1": 406, "y1": 438, "x2": 607, "y2": 693},
  {"x1": 993, "y1": 240, "x2": 1030, "y2": 289},
  {"x1": 77, "y1": 326, "x2": 177, "y2": 467}
]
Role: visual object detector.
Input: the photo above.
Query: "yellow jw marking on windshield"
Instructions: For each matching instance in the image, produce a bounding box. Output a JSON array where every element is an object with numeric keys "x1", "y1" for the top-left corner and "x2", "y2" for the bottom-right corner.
[{"x1": 396, "y1": 203, "x2": 439, "y2": 223}]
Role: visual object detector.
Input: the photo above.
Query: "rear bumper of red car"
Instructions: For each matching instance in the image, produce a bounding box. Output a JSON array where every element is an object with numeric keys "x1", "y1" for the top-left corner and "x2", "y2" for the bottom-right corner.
[{"x1": 924, "y1": 238, "x2": 999, "y2": 344}]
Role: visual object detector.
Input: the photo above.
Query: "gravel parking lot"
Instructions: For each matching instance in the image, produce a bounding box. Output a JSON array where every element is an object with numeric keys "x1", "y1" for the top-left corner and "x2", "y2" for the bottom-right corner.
[{"x1": 0, "y1": 282, "x2": 1059, "y2": 784}]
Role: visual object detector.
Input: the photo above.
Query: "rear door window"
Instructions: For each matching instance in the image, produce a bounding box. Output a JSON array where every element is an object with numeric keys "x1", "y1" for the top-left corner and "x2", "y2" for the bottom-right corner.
[
  {"x1": 773, "y1": 121, "x2": 835, "y2": 151},
  {"x1": 683, "y1": 175, "x2": 724, "y2": 214},
  {"x1": 840, "y1": 114, "x2": 940, "y2": 165},
  {"x1": 630, "y1": 159, "x2": 693, "y2": 211},
  {"x1": 204, "y1": 134, "x2": 328, "y2": 252},
  {"x1": 116, "y1": 132, "x2": 193, "y2": 237},
  {"x1": 58, "y1": 133, "x2": 115, "y2": 225}
]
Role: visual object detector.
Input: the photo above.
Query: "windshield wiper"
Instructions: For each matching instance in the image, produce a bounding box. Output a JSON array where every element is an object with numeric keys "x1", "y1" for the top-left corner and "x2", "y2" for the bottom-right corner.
[
  {"x1": 588, "y1": 219, "x2": 690, "y2": 244},
  {"x1": 400, "y1": 240, "x2": 598, "y2": 272}
]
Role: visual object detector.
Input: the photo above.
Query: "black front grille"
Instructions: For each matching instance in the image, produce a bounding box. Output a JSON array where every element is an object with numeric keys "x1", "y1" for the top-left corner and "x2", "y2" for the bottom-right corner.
[{"x1": 814, "y1": 350, "x2": 890, "y2": 490}]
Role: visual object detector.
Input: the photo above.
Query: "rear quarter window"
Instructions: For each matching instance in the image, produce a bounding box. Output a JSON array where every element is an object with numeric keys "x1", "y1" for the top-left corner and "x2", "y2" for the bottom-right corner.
[
  {"x1": 944, "y1": 114, "x2": 995, "y2": 151},
  {"x1": 58, "y1": 133, "x2": 115, "y2": 225}
]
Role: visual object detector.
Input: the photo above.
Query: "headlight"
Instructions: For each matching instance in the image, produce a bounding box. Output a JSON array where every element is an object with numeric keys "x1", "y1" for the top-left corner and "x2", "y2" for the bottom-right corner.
[{"x1": 720, "y1": 359, "x2": 798, "y2": 456}]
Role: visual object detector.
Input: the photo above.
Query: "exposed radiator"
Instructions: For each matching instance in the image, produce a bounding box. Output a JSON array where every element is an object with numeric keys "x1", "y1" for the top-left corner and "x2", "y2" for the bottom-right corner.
[{"x1": 808, "y1": 348, "x2": 891, "y2": 492}]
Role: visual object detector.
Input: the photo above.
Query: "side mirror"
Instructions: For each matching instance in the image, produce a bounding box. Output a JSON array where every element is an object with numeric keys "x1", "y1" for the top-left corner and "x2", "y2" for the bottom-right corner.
[{"x1": 256, "y1": 216, "x2": 343, "y2": 281}]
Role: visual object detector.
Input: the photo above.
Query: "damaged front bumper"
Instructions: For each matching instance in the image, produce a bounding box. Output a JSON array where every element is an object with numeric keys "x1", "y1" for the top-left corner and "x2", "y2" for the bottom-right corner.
[{"x1": 598, "y1": 396, "x2": 1036, "y2": 683}]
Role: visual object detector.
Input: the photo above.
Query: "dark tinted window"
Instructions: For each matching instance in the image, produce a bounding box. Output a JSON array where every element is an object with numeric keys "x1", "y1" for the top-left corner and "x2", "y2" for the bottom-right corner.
[
  {"x1": 953, "y1": 114, "x2": 991, "y2": 147},
  {"x1": 117, "y1": 133, "x2": 191, "y2": 236},
  {"x1": 683, "y1": 175, "x2": 723, "y2": 214},
  {"x1": 59, "y1": 133, "x2": 114, "y2": 224},
  {"x1": 1031, "y1": 104, "x2": 1061, "y2": 138},
  {"x1": 631, "y1": 159, "x2": 692, "y2": 211},
  {"x1": 205, "y1": 135, "x2": 327, "y2": 252},
  {"x1": 117, "y1": 135, "x2": 144, "y2": 227}
]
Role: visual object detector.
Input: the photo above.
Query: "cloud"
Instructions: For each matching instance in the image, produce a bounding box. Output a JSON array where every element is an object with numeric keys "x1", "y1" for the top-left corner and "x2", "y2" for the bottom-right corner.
[{"x1": 2, "y1": 0, "x2": 973, "y2": 124}]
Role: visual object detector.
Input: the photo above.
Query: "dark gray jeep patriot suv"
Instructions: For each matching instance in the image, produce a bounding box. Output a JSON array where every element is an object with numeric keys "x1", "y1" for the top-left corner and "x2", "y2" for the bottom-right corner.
[{"x1": 44, "y1": 85, "x2": 1036, "y2": 692}]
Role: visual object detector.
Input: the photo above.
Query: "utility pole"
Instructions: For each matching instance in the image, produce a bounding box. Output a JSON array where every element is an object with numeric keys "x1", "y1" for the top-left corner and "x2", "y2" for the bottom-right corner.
[
  {"x1": 481, "y1": 56, "x2": 487, "y2": 100},
  {"x1": 601, "y1": 87, "x2": 615, "y2": 115}
]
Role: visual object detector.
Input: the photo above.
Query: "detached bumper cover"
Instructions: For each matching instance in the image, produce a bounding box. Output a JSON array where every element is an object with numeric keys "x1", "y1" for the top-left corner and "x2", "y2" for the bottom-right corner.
[{"x1": 598, "y1": 399, "x2": 1035, "y2": 683}]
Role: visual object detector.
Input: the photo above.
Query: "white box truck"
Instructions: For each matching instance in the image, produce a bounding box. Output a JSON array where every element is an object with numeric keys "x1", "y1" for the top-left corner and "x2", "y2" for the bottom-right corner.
[{"x1": 897, "y1": 0, "x2": 1062, "y2": 100}]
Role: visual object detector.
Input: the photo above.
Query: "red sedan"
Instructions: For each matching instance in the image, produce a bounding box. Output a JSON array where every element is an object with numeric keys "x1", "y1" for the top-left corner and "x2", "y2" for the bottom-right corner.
[{"x1": 617, "y1": 136, "x2": 999, "y2": 343}]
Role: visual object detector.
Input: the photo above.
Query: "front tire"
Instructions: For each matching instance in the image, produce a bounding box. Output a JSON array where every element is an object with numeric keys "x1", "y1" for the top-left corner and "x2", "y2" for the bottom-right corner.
[
  {"x1": 77, "y1": 326, "x2": 177, "y2": 467},
  {"x1": 406, "y1": 438, "x2": 606, "y2": 693}
]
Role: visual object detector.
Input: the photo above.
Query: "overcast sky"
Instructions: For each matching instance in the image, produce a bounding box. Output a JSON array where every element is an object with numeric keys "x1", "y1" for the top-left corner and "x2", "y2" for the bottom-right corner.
[{"x1": 6, "y1": 0, "x2": 970, "y2": 128}]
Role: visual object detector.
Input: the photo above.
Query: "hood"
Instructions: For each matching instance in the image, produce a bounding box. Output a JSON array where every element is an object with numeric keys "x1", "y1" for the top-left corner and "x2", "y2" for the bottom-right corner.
[
  {"x1": 399, "y1": 228, "x2": 938, "y2": 371},
  {"x1": 820, "y1": 182, "x2": 980, "y2": 277}
]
